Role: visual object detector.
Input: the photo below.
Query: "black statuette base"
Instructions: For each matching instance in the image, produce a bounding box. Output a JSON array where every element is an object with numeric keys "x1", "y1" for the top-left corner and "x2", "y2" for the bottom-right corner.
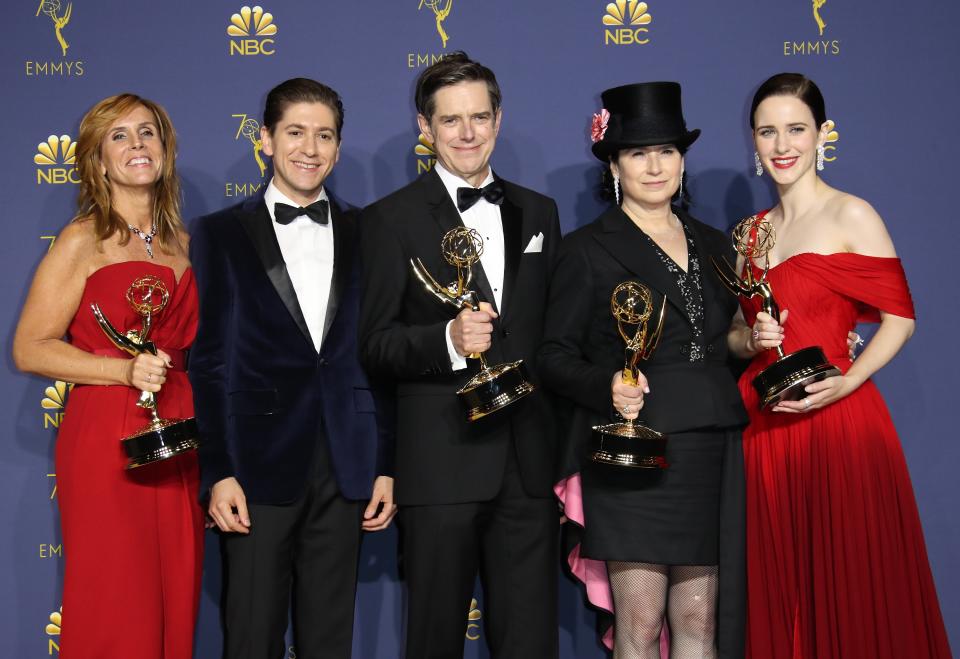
[
  {"x1": 457, "y1": 360, "x2": 535, "y2": 422},
  {"x1": 590, "y1": 422, "x2": 669, "y2": 469},
  {"x1": 122, "y1": 417, "x2": 199, "y2": 469},
  {"x1": 752, "y1": 345, "x2": 842, "y2": 409}
]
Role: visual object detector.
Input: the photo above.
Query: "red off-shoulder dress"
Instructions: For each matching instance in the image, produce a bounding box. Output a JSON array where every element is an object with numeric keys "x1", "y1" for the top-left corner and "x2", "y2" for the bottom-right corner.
[{"x1": 738, "y1": 246, "x2": 951, "y2": 659}]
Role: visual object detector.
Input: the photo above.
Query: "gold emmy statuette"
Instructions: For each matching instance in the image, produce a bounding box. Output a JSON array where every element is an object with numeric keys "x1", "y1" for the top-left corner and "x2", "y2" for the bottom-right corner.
[
  {"x1": 410, "y1": 227, "x2": 535, "y2": 422},
  {"x1": 812, "y1": 0, "x2": 827, "y2": 36},
  {"x1": 239, "y1": 117, "x2": 267, "y2": 177},
  {"x1": 712, "y1": 215, "x2": 841, "y2": 409},
  {"x1": 418, "y1": 0, "x2": 453, "y2": 48},
  {"x1": 591, "y1": 282, "x2": 669, "y2": 469},
  {"x1": 36, "y1": 0, "x2": 71, "y2": 57},
  {"x1": 91, "y1": 276, "x2": 199, "y2": 469}
]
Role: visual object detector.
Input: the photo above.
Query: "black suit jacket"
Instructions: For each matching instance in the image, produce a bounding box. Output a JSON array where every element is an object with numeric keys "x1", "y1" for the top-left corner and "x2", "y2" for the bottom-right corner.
[
  {"x1": 358, "y1": 168, "x2": 561, "y2": 506},
  {"x1": 538, "y1": 205, "x2": 748, "y2": 474},
  {"x1": 189, "y1": 192, "x2": 393, "y2": 505}
]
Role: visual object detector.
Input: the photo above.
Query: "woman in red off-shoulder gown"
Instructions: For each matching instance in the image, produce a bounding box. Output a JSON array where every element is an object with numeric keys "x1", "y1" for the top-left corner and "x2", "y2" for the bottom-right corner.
[
  {"x1": 730, "y1": 74, "x2": 951, "y2": 659},
  {"x1": 13, "y1": 94, "x2": 203, "y2": 658}
]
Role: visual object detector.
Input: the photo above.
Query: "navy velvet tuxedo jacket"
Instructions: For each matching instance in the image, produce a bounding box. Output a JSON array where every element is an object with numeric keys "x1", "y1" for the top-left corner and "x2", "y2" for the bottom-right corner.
[
  {"x1": 358, "y1": 168, "x2": 561, "y2": 506},
  {"x1": 189, "y1": 192, "x2": 393, "y2": 505}
]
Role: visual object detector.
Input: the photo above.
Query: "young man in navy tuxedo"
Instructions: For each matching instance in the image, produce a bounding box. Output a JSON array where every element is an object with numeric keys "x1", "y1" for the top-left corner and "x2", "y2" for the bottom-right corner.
[
  {"x1": 359, "y1": 53, "x2": 561, "y2": 658},
  {"x1": 189, "y1": 78, "x2": 395, "y2": 659}
]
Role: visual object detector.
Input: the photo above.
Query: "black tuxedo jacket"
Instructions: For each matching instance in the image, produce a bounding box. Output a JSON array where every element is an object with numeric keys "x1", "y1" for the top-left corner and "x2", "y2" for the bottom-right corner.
[
  {"x1": 358, "y1": 168, "x2": 561, "y2": 506},
  {"x1": 538, "y1": 205, "x2": 748, "y2": 473},
  {"x1": 189, "y1": 192, "x2": 393, "y2": 505}
]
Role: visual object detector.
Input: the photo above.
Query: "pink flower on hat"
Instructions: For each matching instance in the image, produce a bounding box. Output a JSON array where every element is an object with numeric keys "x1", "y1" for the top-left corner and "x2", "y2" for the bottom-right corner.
[{"x1": 591, "y1": 108, "x2": 610, "y2": 143}]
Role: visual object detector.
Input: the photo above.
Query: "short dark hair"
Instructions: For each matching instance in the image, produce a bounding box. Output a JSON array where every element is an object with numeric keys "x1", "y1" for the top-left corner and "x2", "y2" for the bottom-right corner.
[
  {"x1": 263, "y1": 78, "x2": 344, "y2": 138},
  {"x1": 415, "y1": 51, "x2": 502, "y2": 122},
  {"x1": 750, "y1": 72, "x2": 826, "y2": 129}
]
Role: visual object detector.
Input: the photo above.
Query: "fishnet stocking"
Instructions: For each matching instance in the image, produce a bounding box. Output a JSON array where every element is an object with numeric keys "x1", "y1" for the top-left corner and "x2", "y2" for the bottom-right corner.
[
  {"x1": 608, "y1": 562, "x2": 718, "y2": 659},
  {"x1": 609, "y1": 562, "x2": 668, "y2": 659},
  {"x1": 668, "y1": 565, "x2": 718, "y2": 659}
]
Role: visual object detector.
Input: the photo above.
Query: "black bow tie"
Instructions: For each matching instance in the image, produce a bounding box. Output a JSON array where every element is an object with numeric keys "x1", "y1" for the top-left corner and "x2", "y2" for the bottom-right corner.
[
  {"x1": 274, "y1": 200, "x2": 329, "y2": 225},
  {"x1": 456, "y1": 180, "x2": 505, "y2": 213}
]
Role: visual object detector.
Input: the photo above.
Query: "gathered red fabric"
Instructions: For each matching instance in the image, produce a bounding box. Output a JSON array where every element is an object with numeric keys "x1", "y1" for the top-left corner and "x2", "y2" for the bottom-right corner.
[{"x1": 739, "y1": 249, "x2": 951, "y2": 658}]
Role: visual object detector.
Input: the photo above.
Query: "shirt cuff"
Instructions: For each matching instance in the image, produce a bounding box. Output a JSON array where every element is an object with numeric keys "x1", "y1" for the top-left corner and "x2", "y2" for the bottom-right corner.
[{"x1": 445, "y1": 320, "x2": 468, "y2": 372}]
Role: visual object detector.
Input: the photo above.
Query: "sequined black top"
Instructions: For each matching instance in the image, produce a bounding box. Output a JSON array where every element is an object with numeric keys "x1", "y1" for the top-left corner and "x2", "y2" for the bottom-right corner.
[{"x1": 639, "y1": 223, "x2": 706, "y2": 362}]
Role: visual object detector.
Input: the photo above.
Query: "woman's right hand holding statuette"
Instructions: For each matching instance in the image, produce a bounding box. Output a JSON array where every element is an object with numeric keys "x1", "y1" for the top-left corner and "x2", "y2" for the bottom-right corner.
[{"x1": 611, "y1": 369, "x2": 648, "y2": 421}]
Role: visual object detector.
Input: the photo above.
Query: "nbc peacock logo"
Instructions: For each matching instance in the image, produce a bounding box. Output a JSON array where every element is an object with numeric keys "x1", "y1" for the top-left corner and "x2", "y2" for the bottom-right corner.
[
  {"x1": 227, "y1": 6, "x2": 277, "y2": 56},
  {"x1": 42, "y1": 380, "x2": 73, "y2": 429},
  {"x1": 603, "y1": 1, "x2": 651, "y2": 46},
  {"x1": 465, "y1": 598, "x2": 482, "y2": 641},
  {"x1": 35, "y1": 134, "x2": 79, "y2": 185},
  {"x1": 822, "y1": 119, "x2": 839, "y2": 165},
  {"x1": 414, "y1": 133, "x2": 436, "y2": 174},
  {"x1": 35, "y1": 135, "x2": 75, "y2": 165},
  {"x1": 46, "y1": 607, "x2": 61, "y2": 654}
]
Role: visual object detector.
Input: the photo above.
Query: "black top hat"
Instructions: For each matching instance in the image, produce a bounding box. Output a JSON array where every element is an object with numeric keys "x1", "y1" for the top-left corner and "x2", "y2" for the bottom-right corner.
[{"x1": 591, "y1": 82, "x2": 700, "y2": 161}]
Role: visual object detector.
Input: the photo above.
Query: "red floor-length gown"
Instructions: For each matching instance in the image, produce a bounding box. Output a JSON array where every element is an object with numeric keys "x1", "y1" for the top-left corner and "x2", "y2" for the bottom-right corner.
[
  {"x1": 738, "y1": 235, "x2": 952, "y2": 658},
  {"x1": 55, "y1": 261, "x2": 203, "y2": 659}
]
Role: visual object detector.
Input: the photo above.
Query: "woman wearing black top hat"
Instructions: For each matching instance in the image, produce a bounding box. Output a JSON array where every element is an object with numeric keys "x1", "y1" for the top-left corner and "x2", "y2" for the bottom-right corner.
[{"x1": 539, "y1": 83, "x2": 748, "y2": 658}]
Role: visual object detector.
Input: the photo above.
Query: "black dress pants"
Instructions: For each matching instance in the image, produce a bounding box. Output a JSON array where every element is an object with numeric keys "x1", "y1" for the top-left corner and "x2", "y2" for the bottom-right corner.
[
  {"x1": 400, "y1": 447, "x2": 559, "y2": 659},
  {"x1": 221, "y1": 440, "x2": 363, "y2": 659}
]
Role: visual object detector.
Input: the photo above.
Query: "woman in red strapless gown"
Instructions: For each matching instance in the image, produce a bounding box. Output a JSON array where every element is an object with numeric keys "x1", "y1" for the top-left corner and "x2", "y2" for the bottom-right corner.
[
  {"x1": 729, "y1": 74, "x2": 951, "y2": 658},
  {"x1": 13, "y1": 95, "x2": 203, "y2": 659}
]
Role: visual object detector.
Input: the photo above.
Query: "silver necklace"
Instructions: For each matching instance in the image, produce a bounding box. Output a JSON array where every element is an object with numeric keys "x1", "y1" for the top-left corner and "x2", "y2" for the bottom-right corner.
[{"x1": 128, "y1": 222, "x2": 157, "y2": 259}]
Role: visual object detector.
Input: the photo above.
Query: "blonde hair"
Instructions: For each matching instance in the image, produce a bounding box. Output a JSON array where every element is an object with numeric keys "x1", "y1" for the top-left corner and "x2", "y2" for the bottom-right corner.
[{"x1": 73, "y1": 93, "x2": 184, "y2": 252}]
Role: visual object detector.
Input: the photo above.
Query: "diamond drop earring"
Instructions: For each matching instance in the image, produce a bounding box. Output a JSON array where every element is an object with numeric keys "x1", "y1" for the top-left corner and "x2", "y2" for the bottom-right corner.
[
  {"x1": 614, "y1": 175, "x2": 621, "y2": 205},
  {"x1": 816, "y1": 144, "x2": 825, "y2": 171},
  {"x1": 754, "y1": 152, "x2": 763, "y2": 176}
]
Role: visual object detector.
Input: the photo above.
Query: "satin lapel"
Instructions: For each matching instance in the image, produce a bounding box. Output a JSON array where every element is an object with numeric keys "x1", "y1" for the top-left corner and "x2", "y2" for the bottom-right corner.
[
  {"x1": 593, "y1": 207, "x2": 689, "y2": 325},
  {"x1": 321, "y1": 195, "x2": 352, "y2": 346},
  {"x1": 684, "y1": 212, "x2": 728, "y2": 334},
  {"x1": 497, "y1": 185, "x2": 522, "y2": 320},
  {"x1": 422, "y1": 169, "x2": 497, "y2": 309},
  {"x1": 237, "y1": 199, "x2": 313, "y2": 347}
]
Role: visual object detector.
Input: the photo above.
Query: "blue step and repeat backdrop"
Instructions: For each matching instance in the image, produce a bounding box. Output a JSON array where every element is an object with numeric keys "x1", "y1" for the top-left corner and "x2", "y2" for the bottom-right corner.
[{"x1": 2, "y1": 1, "x2": 957, "y2": 657}]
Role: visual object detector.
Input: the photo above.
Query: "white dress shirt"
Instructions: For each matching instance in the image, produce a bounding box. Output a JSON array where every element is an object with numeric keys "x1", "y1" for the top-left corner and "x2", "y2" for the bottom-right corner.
[
  {"x1": 434, "y1": 162, "x2": 505, "y2": 371},
  {"x1": 264, "y1": 179, "x2": 334, "y2": 352}
]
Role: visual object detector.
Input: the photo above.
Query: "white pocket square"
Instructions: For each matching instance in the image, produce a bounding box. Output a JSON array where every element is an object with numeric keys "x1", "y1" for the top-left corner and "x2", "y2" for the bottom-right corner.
[{"x1": 523, "y1": 232, "x2": 544, "y2": 253}]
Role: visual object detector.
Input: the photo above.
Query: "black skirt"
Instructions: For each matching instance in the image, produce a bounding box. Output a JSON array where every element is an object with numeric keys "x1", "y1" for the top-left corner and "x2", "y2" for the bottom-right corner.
[{"x1": 580, "y1": 428, "x2": 731, "y2": 565}]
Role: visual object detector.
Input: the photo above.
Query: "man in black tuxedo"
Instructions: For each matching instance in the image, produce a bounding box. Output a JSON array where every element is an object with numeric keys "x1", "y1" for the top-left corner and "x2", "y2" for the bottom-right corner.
[
  {"x1": 359, "y1": 53, "x2": 561, "y2": 658},
  {"x1": 189, "y1": 78, "x2": 395, "y2": 659}
]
